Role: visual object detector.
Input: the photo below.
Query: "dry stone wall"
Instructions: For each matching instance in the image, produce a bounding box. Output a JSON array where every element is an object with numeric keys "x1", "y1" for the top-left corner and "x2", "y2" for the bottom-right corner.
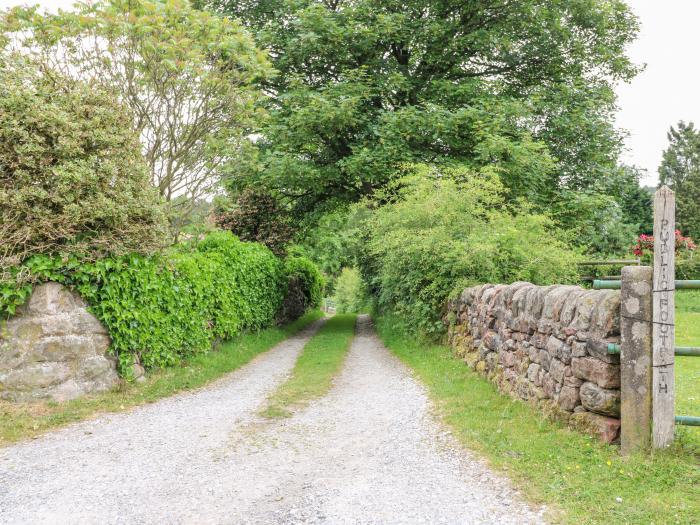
[
  {"x1": 446, "y1": 282, "x2": 623, "y2": 443},
  {"x1": 0, "y1": 282, "x2": 118, "y2": 402}
]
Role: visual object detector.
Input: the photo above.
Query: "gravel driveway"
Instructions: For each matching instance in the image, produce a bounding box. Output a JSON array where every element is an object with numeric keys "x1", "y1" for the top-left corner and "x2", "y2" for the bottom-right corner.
[{"x1": 0, "y1": 315, "x2": 545, "y2": 524}]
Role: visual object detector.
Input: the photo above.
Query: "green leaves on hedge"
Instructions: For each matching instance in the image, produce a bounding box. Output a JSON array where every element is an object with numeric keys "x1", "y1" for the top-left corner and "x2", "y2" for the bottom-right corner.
[{"x1": 0, "y1": 232, "x2": 325, "y2": 375}]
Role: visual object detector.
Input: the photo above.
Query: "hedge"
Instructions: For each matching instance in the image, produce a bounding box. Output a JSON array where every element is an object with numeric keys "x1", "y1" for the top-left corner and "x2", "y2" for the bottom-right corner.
[
  {"x1": 276, "y1": 256, "x2": 325, "y2": 323},
  {"x1": 0, "y1": 232, "x2": 320, "y2": 375}
]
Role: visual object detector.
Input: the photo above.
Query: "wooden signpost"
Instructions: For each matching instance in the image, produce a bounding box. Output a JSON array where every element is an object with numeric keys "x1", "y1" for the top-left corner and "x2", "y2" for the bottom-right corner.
[{"x1": 652, "y1": 186, "x2": 676, "y2": 448}]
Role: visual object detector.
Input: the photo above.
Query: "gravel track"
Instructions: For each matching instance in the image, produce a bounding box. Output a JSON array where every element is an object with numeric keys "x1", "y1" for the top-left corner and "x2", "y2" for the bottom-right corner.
[{"x1": 0, "y1": 315, "x2": 545, "y2": 524}]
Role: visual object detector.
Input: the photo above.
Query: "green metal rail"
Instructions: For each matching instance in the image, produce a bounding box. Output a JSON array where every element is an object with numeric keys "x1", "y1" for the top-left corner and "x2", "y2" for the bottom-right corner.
[
  {"x1": 579, "y1": 259, "x2": 640, "y2": 266},
  {"x1": 593, "y1": 279, "x2": 700, "y2": 290},
  {"x1": 606, "y1": 343, "x2": 700, "y2": 357},
  {"x1": 675, "y1": 416, "x2": 700, "y2": 427},
  {"x1": 593, "y1": 275, "x2": 700, "y2": 430}
]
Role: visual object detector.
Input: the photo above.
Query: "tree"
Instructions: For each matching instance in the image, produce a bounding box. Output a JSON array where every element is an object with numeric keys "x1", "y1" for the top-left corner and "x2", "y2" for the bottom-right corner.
[
  {"x1": 2, "y1": 0, "x2": 271, "y2": 235},
  {"x1": 659, "y1": 121, "x2": 700, "y2": 239},
  {"x1": 215, "y1": 189, "x2": 294, "y2": 255},
  {"x1": 357, "y1": 165, "x2": 581, "y2": 335},
  {"x1": 203, "y1": 0, "x2": 639, "y2": 220},
  {"x1": 0, "y1": 56, "x2": 168, "y2": 277}
]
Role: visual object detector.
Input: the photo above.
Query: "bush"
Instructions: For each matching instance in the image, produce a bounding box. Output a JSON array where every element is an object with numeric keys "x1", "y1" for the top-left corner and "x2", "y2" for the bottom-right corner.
[
  {"x1": 1, "y1": 232, "x2": 286, "y2": 374},
  {"x1": 216, "y1": 189, "x2": 295, "y2": 256},
  {"x1": 333, "y1": 267, "x2": 366, "y2": 313},
  {"x1": 0, "y1": 56, "x2": 168, "y2": 276},
  {"x1": 359, "y1": 166, "x2": 582, "y2": 337},
  {"x1": 277, "y1": 256, "x2": 325, "y2": 322}
]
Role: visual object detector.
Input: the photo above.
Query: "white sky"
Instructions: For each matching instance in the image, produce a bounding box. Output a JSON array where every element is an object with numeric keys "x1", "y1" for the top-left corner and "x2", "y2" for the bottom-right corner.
[
  {"x1": 616, "y1": 0, "x2": 700, "y2": 186},
  {"x1": 1, "y1": 0, "x2": 697, "y2": 187}
]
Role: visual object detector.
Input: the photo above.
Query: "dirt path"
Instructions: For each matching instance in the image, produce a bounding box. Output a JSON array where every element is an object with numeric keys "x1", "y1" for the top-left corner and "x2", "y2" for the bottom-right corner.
[{"x1": 0, "y1": 315, "x2": 544, "y2": 524}]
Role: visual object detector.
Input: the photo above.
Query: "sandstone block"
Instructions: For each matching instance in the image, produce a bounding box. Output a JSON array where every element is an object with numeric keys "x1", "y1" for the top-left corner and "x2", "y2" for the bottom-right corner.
[
  {"x1": 527, "y1": 363, "x2": 540, "y2": 383},
  {"x1": 483, "y1": 331, "x2": 501, "y2": 351},
  {"x1": 549, "y1": 358, "x2": 571, "y2": 384},
  {"x1": 571, "y1": 356, "x2": 620, "y2": 389},
  {"x1": 572, "y1": 341, "x2": 587, "y2": 358},
  {"x1": 0, "y1": 282, "x2": 118, "y2": 402},
  {"x1": 27, "y1": 282, "x2": 83, "y2": 316},
  {"x1": 546, "y1": 336, "x2": 572, "y2": 364},
  {"x1": 0, "y1": 362, "x2": 70, "y2": 392},
  {"x1": 580, "y1": 381, "x2": 620, "y2": 417},
  {"x1": 542, "y1": 373, "x2": 556, "y2": 398},
  {"x1": 557, "y1": 385, "x2": 580, "y2": 411},
  {"x1": 569, "y1": 411, "x2": 620, "y2": 444}
]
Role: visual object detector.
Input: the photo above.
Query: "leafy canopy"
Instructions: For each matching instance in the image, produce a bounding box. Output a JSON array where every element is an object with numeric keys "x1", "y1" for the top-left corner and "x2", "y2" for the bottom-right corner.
[
  {"x1": 204, "y1": 0, "x2": 639, "y2": 220},
  {"x1": 2, "y1": 0, "x2": 272, "y2": 234}
]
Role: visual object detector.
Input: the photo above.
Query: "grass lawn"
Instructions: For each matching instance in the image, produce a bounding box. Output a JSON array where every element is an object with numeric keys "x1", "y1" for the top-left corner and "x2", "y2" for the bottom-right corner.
[
  {"x1": 676, "y1": 290, "x2": 700, "y2": 450},
  {"x1": 0, "y1": 310, "x2": 324, "y2": 446},
  {"x1": 262, "y1": 313, "x2": 356, "y2": 418},
  {"x1": 375, "y1": 313, "x2": 700, "y2": 525}
]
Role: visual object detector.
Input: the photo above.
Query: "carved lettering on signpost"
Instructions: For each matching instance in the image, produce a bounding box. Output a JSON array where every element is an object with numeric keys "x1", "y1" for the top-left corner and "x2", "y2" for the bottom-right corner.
[{"x1": 652, "y1": 186, "x2": 675, "y2": 448}]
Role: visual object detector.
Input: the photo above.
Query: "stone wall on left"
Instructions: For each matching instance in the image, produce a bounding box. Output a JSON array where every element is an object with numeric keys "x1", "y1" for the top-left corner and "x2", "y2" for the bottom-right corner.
[{"x1": 0, "y1": 282, "x2": 118, "y2": 402}]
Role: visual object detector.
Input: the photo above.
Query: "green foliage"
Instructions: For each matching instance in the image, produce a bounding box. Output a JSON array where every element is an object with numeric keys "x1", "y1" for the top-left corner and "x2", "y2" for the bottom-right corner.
[
  {"x1": 285, "y1": 256, "x2": 325, "y2": 308},
  {"x1": 333, "y1": 268, "x2": 367, "y2": 314},
  {"x1": 359, "y1": 165, "x2": 581, "y2": 336},
  {"x1": 659, "y1": 121, "x2": 700, "y2": 239},
  {"x1": 677, "y1": 250, "x2": 700, "y2": 280},
  {"x1": 2, "y1": 0, "x2": 271, "y2": 233},
  {"x1": 276, "y1": 253, "x2": 325, "y2": 323},
  {"x1": 553, "y1": 189, "x2": 639, "y2": 256},
  {"x1": 215, "y1": 189, "x2": 295, "y2": 256},
  {"x1": 1, "y1": 232, "x2": 286, "y2": 374},
  {"x1": 0, "y1": 55, "x2": 168, "y2": 276},
  {"x1": 205, "y1": 0, "x2": 639, "y2": 222}
]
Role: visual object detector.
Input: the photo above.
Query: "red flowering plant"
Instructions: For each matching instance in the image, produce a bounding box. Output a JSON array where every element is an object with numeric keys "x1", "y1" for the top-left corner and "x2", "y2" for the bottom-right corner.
[{"x1": 631, "y1": 230, "x2": 697, "y2": 259}]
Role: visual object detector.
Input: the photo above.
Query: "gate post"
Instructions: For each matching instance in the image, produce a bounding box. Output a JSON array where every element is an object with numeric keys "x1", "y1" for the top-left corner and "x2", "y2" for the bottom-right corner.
[
  {"x1": 652, "y1": 186, "x2": 676, "y2": 448},
  {"x1": 620, "y1": 266, "x2": 653, "y2": 454}
]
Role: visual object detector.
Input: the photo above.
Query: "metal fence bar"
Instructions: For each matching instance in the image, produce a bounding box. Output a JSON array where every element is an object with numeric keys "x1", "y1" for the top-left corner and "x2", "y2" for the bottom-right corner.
[
  {"x1": 675, "y1": 347, "x2": 700, "y2": 357},
  {"x1": 579, "y1": 259, "x2": 640, "y2": 266},
  {"x1": 607, "y1": 343, "x2": 700, "y2": 357},
  {"x1": 675, "y1": 416, "x2": 700, "y2": 426},
  {"x1": 593, "y1": 279, "x2": 700, "y2": 290},
  {"x1": 593, "y1": 280, "x2": 622, "y2": 289}
]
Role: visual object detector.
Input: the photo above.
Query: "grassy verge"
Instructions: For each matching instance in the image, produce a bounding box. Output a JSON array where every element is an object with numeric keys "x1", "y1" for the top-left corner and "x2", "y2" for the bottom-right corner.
[
  {"x1": 262, "y1": 313, "x2": 357, "y2": 418},
  {"x1": 676, "y1": 290, "x2": 700, "y2": 450},
  {"x1": 0, "y1": 310, "x2": 324, "y2": 446},
  {"x1": 375, "y1": 313, "x2": 700, "y2": 525}
]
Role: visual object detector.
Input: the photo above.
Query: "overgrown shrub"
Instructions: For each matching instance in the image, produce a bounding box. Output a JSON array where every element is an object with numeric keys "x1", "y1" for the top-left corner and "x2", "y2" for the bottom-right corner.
[
  {"x1": 0, "y1": 56, "x2": 168, "y2": 276},
  {"x1": 359, "y1": 166, "x2": 582, "y2": 336},
  {"x1": 277, "y1": 256, "x2": 325, "y2": 323},
  {"x1": 333, "y1": 267, "x2": 366, "y2": 313},
  {"x1": 215, "y1": 189, "x2": 295, "y2": 256},
  {"x1": 1, "y1": 232, "x2": 286, "y2": 373}
]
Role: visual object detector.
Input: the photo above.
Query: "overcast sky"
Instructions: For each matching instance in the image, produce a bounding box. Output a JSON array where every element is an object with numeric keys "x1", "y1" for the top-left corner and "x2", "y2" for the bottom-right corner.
[{"x1": 1, "y1": 0, "x2": 697, "y2": 186}]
